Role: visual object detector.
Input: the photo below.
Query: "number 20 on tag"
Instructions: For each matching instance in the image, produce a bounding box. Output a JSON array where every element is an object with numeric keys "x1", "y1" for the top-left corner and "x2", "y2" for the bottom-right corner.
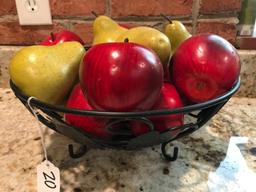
[{"x1": 37, "y1": 160, "x2": 60, "y2": 192}]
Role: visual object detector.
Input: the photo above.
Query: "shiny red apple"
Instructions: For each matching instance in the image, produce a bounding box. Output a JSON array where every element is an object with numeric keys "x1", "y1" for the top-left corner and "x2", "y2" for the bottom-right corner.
[
  {"x1": 171, "y1": 33, "x2": 240, "y2": 103},
  {"x1": 40, "y1": 30, "x2": 84, "y2": 45},
  {"x1": 64, "y1": 83, "x2": 110, "y2": 138},
  {"x1": 132, "y1": 83, "x2": 184, "y2": 136},
  {"x1": 79, "y1": 42, "x2": 163, "y2": 112}
]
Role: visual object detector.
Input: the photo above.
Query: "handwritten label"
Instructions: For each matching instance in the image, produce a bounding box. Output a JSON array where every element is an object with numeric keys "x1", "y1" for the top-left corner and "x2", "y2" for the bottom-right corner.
[{"x1": 37, "y1": 160, "x2": 60, "y2": 192}]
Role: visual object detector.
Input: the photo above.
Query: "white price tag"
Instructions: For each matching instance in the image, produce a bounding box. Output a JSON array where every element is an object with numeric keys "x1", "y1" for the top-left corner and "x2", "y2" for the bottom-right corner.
[{"x1": 37, "y1": 160, "x2": 60, "y2": 192}]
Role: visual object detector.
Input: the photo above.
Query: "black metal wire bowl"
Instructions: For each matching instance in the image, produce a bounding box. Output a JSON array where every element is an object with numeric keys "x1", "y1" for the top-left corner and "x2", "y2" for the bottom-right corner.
[{"x1": 10, "y1": 78, "x2": 241, "y2": 161}]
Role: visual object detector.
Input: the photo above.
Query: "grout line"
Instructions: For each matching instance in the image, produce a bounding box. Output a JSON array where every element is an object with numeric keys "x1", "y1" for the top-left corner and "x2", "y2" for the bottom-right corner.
[
  {"x1": 51, "y1": 15, "x2": 192, "y2": 23},
  {"x1": 0, "y1": 15, "x2": 18, "y2": 22},
  {"x1": 106, "y1": 0, "x2": 112, "y2": 16},
  {"x1": 192, "y1": 0, "x2": 201, "y2": 34},
  {"x1": 197, "y1": 17, "x2": 239, "y2": 24},
  {"x1": 198, "y1": 12, "x2": 239, "y2": 19},
  {"x1": 111, "y1": 15, "x2": 192, "y2": 21}
]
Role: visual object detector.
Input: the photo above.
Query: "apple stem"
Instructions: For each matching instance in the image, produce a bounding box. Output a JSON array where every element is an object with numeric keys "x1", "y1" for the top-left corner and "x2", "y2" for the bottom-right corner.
[
  {"x1": 91, "y1": 11, "x2": 98, "y2": 17},
  {"x1": 160, "y1": 13, "x2": 172, "y2": 24},
  {"x1": 124, "y1": 38, "x2": 129, "y2": 43},
  {"x1": 50, "y1": 32, "x2": 55, "y2": 41}
]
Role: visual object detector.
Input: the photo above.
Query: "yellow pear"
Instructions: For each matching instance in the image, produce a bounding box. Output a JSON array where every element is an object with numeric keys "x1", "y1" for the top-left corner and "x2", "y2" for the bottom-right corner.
[
  {"x1": 9, "y1": 42, "x2": 85, "y2": 104},
  {"x1": 92, "y1": 15, "x2": 128, "y2": 45},
  {"x1": 116, "y1": 26, "x2": 171, "y2": 70},
  {"x1": 164, "y1": 20, "x2": 191, "y2": 53}
]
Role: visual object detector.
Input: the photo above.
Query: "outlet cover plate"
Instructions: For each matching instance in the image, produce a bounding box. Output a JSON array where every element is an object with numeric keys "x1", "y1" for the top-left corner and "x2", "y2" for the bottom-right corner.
[{"x1": 15, "y1": 0, "x2": 52, "y2": 25}]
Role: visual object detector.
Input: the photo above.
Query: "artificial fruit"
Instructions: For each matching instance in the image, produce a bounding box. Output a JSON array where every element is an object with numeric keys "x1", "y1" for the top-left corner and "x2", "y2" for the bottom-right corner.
[
  {"x1": 79, "y1": 42, "x2": 163, "y2": 112},
  {"x1": 9, "y1": 42, "x2": 85, "y2": 104},
  {"x1": 92, "y1": 15, "x2": 128, "y2": 45},
  {"x1": 40, "y1": 30, "x2": 84, "y2": 45},
  {"x1": 64, "y1": 83, "x2": 110, "y2": 138},
  {"x1": 171, "y1": 33, "x2": 240, "y2": 103},
  {"x1": 116, "y1": 26, "x2": 171, "y2": 71},
  {"x1": 163, "y1": 18, "x2": 191, "y2": 53},
  {"x1": 132, "y1": 83, "x2": 184, "y2": 137}
]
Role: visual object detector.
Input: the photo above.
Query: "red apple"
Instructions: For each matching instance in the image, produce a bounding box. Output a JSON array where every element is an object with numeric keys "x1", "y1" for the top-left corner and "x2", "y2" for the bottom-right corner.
[
  {"x1": 40, "y1": 30, "x2": 84, "y2": 45},
  {"x1": 132, "y1": 83, "x2": 184, "y2": 136},
  {"x1": 79, "y1": 42, "x2": 163, "y2": 112},
  {"x1": 64, "y1": 83, "x2": 110, "y2": 138},
  {"x1": 171, "y1": 33, "x2": 240, "y2": 103}
]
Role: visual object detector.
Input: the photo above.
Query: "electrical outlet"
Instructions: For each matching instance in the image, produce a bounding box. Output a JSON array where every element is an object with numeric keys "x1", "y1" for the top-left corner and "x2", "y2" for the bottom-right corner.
[{"x1": 15, "y1": 0, "x2": 52, "y2": 25}]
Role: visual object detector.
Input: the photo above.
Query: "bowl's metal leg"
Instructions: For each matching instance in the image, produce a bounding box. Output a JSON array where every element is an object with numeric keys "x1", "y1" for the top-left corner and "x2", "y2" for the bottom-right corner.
[
  {"x1": 68, "y1": 144, "x2": 87, "y2": 159},
  {"x1": 161, "y1": 142, "x2": 179, "y2": 162}
]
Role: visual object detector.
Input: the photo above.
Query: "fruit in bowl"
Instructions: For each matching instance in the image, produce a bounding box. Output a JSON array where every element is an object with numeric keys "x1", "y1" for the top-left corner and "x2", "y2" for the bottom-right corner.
[
  {"x1": 132, "y1": 83, "x2": 184, "y2": 136},
  {"x1": 9, "y1": 42, "x2": 85, "y2": 104},
  {"x1": 92, "y1": 15, "x2": 128, "y2": 45},
  {"x1": 171, "y1": 33, "x2": 240, "y2": 103},
  {"x1": 7, "y1": 14, "x2": 242, "y2": 156},
  {"x1": 40, "y1": 30, "x2": 84, "y2": 45},
  {"x1": 65, "y1": 83, "x2": 111, "y2": 139},
  {"x1": 161, "y1": 14, "x2": 191, "y2": 54},
  {"x1": 116, "y1": 26, "x2": 171, "y2": 72},
  {"x1": 79, "y1": 41, "x2": 164, "y2": 112}
]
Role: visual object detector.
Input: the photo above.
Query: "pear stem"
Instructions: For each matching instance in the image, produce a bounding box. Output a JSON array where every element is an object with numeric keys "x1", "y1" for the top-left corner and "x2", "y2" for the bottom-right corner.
[
  {"x1": 91, "y1": 11, "x2": 98, "y2": 17},
  {"x1": 124, "y1": 38, "x2": 129, "y2": 43},
  {"x1": 160, "y1": 13, "x2": 172, "y2": 24},
  {"x1": 50, "y1": 32, "x2": 55, "y2": 41}
]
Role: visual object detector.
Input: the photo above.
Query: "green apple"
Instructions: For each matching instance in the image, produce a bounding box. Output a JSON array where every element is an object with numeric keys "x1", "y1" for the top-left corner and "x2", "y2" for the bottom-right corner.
[{"x1": 9, "y1": 42, "x2": 85, "y2": 104}]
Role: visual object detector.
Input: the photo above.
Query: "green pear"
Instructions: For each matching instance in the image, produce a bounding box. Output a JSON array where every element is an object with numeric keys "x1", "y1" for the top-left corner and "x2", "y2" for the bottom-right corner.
[
  {"x1": 9, "y1": 42, "x2": 85, "y2": 104},
  {"x1": 116, "y1": 26, "x2": 171, "y2": 71},
  {"x1": 164, "y1": 20, "x2": 191, "y2": 53},
  {"x1": 92, "y1": 15, "x2": 128, "y2": 45}
]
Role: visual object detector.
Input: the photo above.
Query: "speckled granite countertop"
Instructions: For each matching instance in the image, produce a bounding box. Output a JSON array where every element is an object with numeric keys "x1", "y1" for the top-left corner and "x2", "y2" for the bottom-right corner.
[{"x1": 0, "y1": 88, "x2": 255, "y2": 192}]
